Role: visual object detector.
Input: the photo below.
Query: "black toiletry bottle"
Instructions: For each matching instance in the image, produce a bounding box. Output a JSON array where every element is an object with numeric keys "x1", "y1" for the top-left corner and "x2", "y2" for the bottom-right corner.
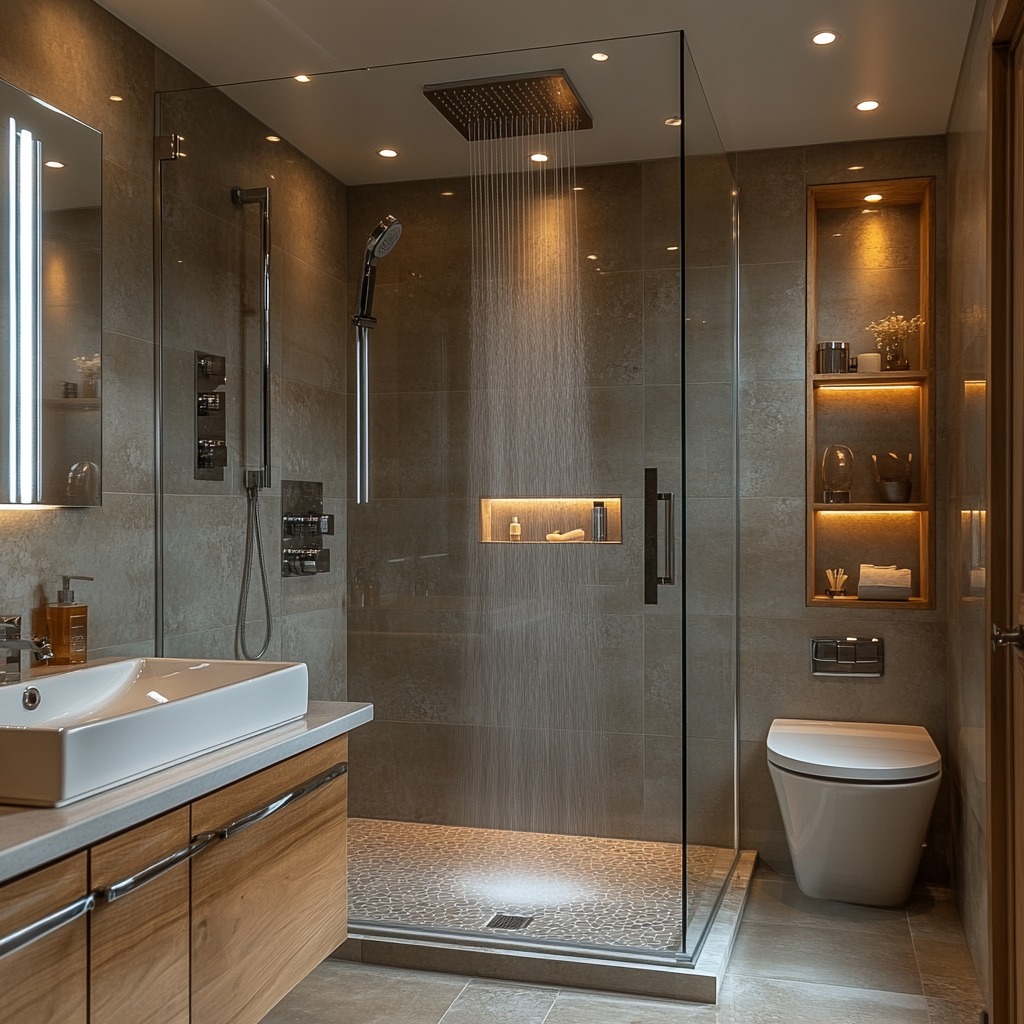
[{"x1": 592, "y1": 501, "x2": 607, "y2": 543}]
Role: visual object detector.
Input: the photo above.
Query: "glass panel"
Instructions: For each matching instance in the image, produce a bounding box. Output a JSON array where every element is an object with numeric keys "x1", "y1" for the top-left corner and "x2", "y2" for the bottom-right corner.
[
  {"x1": 157, "y1": 28, "x2": 737, "y2": 969},
  {"x1": 681, "y1": 38, "x2": 740, "y2": 950}
]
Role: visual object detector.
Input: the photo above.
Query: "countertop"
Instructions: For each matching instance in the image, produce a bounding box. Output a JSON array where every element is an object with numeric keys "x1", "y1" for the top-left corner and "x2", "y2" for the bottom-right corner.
[{"x1": 0, "y1": 700, "x2": 373, "y2": 885}]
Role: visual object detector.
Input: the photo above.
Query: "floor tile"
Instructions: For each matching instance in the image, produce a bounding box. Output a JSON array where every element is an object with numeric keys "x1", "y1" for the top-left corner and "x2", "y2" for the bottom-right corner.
[
  {"x1": 728, "y1": 919, "x2": 923, "y2": 994},
  {"x1": 719, "y1": 975, "x2": 930, "y2": 1024},
  {"x1": 260, "y1": 961, "x2": 467, "y2": 1024},
  {"x1": 439, "y1": 979, "x2": 556, "y2": 1024},
  {"x1": 543, "y1": 987, "x2": 722, "y2": 1023}
]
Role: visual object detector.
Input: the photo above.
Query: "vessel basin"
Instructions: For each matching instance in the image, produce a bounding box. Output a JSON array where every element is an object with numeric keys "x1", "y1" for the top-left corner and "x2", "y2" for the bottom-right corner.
[{"x1": 0, "y1": 657, "x2": 308, "y2": 806}]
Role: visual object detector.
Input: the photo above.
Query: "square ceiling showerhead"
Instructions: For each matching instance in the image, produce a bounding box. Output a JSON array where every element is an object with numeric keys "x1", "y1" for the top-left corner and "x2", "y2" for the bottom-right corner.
[{"x1": 423, "y1": 69, "x2": 593, "y2": 140}]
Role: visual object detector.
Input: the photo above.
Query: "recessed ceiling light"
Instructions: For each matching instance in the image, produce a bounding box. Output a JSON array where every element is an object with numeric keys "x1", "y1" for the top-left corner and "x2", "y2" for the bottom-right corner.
[
  {"x1": 441, "y1": 191, "x2": 454, "y2": 196},
  {"x1": 856, "y1": 99, "x2": 880, "y2": 112},
  {"x1": 666, "y1": 245, "x2": 679, "y2": 251},
  {"x1": 586, "y1": 254, "x2": 598, "y2": 260},
  {"x1": 811, "y1": 31, "x2": 838, "y2": 45},
  {"x1": 864, "y1": 193, "x2": 883, "y2": 202},
  {"x1": 848, "y1": 164, "x2": 865, "y2": 170},
  {"x1": 530, "y1": 152, "x2": 548, "y2": 163},
  {"x1": 378, "y1": 148, "x2": 399, "y2": 158},
  {"x1": 44, "y1": 160, "x2": 65, "y2": 169},
  {"x1": 664, "y1": 116, "x2": 682, "y2": 127},
  {"x1": 108, "y1": 94, "x2": 124, "y2": 103},
  {"x1": 591, "y1": 52, "x2": 609, "y2": 62},
  {"x1": 572, "y1": 186, "x2": 584, "y2": 191},
  {"x1": 294, "y1": 75, "x2": 311, "y2": 83},
  {"x1": 265, "y1": 135, "x2": 281, "y2": 142}
]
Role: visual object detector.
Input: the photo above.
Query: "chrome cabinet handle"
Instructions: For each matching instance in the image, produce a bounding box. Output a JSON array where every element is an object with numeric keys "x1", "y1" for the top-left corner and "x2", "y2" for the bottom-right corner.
[
  {"x1": 101, "y1": 832, "x2": 218, "y2": 903},
  {"x1": 207, "y1": 761, "x2": 348, "y2": 841},
  {"x1": 0, "y1": 893, "x2": 95, "y2": 962}
]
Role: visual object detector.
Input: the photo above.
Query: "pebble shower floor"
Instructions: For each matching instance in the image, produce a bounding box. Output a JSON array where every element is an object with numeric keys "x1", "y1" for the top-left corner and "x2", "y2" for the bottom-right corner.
[{"x1": 347, "y1": 818, "x2": 735, "y2": 953}]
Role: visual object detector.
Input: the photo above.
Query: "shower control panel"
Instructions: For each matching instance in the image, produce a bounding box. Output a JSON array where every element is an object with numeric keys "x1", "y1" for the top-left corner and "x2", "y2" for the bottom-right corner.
[
  {"x1": 282, "y1": 480, "x2": 332, "y2": 576},
  {"x1": 195, "y1": 350, "x2": 227, "y2": 481},
  {"x1": 810, "y1": 636, "x2": 884, "y2": 677}
]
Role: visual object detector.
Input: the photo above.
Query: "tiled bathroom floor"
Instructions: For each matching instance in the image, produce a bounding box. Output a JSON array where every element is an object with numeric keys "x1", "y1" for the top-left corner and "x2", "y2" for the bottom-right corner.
[
  {"x1": 263, "y1": 865, "x2": 987, "y2": 1024},
  {"x1": 347, "y1": 818, "x2": 734, "y2": 951}
]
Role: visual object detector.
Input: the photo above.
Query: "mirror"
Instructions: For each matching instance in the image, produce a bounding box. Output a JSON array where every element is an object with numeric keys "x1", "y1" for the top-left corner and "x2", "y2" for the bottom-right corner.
[{"x1": 0, "y1": 77, "x2": 101, "y2": 506}]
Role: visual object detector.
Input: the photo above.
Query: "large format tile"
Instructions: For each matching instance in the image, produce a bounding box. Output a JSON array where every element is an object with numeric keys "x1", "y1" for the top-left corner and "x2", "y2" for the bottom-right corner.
[
  {"x1": 441, "y1": 978, "x2": 557, "y2": 1024},
  {"x1": 728, "y1": 919, "x2": 922, "y2": 994},
  {"x1": 261, "y1": 960, "x2": 467, "y2": 1024}
]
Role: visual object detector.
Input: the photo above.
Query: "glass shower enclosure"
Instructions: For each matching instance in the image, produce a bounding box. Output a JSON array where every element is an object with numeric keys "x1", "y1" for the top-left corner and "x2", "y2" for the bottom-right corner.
[{"x1": 156, "y1": 29, "x2": 737, "y2": 978}]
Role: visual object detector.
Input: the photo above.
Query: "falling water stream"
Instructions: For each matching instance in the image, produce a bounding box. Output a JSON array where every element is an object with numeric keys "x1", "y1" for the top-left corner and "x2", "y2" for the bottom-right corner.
[{"x1": 462, "y1": 118, "x2": 607, "y2": 839}]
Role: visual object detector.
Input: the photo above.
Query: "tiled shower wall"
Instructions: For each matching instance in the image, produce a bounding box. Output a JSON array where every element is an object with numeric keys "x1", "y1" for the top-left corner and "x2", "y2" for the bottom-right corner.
[
  {"x1": 156, "y1": 84, "x2": 348, "y2": 691},
  {"x1": 0, "y1": 0, "x2": 158, "y2": 653},
  {"x1": 0, "y1": 0, "x2": 349, "y2": 700},
  {"x1": 345, "y1": 160, "x2": 692, "y2": 843},
  {"x1": 734, "y1": 135, "x2": 952, "y2": 878}
]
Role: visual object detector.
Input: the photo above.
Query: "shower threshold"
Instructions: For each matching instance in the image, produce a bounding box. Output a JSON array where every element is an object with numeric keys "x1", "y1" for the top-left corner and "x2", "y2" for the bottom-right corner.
[{"x1": 338, "y1": 818, "x2": 755, "y2": 1003}]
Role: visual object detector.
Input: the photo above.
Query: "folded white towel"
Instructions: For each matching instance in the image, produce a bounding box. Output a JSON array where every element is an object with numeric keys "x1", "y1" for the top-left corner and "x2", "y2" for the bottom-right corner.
[{"x1": 858, "y1": 564, "x2": 912, "y2": 589}]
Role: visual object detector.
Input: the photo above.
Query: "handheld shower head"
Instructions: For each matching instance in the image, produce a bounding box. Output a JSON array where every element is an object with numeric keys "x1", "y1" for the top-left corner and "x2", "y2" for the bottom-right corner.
[{"x1": 355, "y1": 215, "x2": 402, "y2": 325}]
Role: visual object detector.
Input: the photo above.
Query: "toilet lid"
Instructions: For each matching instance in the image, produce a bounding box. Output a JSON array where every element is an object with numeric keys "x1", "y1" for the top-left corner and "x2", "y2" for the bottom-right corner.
[{"x1": 767, "y1": 719, "x2": 941, "y2": 781}]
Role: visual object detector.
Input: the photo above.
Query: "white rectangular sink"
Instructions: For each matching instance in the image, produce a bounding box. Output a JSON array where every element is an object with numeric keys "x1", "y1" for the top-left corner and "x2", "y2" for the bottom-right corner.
[{"x1": 0, "y1": 657, "x2": 309, "y2": 806}]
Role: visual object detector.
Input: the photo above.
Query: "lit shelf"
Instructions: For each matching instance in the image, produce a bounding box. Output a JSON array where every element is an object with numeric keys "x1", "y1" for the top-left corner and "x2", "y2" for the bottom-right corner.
[
  {"x1": 812, "y1": 371, "x2": 927, "y2": 388},
  {"x1": 479, "y1": 495, "x2": 622, "y2": 544},
  {"x1": 813, "y1": 503, "x2": 928, "y2": 512},
  {"x1": 810, "y1": 595, "x2": 931, "y2": 608}
]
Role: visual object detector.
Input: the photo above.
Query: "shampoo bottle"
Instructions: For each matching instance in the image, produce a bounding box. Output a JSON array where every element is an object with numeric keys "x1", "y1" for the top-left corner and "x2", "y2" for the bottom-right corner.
[
  {"x1": 49, "y1": 574, "x2": 94, "y2": 665},
  {"x1": 509, "y1": 516, "x2": 522, "y2": 542},
  {"x1": 592, "y1": 501, "x2": 608, "y2": 543}
]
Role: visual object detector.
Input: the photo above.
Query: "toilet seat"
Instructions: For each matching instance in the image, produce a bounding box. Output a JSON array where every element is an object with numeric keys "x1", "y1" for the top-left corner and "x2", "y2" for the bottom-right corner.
[{"x1": 767, "y1": 719, "x2": 940, "y2": 782}]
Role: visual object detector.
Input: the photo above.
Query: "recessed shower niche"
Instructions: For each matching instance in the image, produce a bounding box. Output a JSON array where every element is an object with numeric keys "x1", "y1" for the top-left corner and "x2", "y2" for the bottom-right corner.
[{"x1": 479, "y1": 496, "x2": 623, "y2": 543}]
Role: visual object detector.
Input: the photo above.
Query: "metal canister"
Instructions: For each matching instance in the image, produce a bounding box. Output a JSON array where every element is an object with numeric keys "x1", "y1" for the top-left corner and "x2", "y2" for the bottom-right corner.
[{"x1": 816, "y1": 341, "x2": 849, "y2": 374}]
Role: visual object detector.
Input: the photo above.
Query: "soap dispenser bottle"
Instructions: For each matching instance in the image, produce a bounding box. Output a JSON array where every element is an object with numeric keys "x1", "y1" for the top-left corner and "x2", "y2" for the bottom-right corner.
[
  {"x1": 49, "y1": 575, "x2": 94, "y2": 665},
  {"x1": 509, "y1": 516, "x2": 522, "y2": 542}
]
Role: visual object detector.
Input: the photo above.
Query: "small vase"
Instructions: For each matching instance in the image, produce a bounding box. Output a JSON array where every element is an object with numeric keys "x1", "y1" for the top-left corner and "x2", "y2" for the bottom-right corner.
[
  {"x1": 822, "y1": 444, "x2": 854, "y2": 503},
  {"x1": 883, "y1": 339, "x2": 910, "y2": 371},
  {"x1": 872, "y1": 452, "x2": 913, "y2": 503}
]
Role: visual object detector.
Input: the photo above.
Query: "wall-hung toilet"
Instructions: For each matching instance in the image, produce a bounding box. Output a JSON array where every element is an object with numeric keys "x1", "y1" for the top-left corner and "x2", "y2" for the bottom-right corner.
[{"x1": 767, "y1": 718, "x2": 941, "y2": 907}]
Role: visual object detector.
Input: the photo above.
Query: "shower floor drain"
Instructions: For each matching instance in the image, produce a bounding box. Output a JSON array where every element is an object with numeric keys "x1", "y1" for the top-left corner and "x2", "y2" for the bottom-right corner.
[{"x1": 485, "y1": 912, "x2": 534, "y2": 931}]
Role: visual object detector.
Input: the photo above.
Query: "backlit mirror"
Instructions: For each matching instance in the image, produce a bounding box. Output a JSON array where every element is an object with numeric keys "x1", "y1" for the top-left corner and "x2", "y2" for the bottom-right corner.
[{"x1": 0, "y1": 77, "x2": 101, "y2": 507}]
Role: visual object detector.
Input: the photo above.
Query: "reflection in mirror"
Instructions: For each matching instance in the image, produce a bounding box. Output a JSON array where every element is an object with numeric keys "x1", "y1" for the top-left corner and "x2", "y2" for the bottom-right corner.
[{"x1": 0, "y1": 77, "x2": 101, "y2": 506}]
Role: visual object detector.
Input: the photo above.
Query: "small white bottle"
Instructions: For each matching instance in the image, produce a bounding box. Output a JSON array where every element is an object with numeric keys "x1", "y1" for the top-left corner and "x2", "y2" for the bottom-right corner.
[{"x1": 509, "y1": 516, "x2": 522, "y2": 542}]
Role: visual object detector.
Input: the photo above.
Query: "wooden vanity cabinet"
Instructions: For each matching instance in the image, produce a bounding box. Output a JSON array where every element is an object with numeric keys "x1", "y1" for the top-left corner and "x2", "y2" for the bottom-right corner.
[
  {"x1": 0, "y1": 732, "x2": 351, "y2": 1024},
  {"x1": 89, "y1": 808, "x2": 191, "y2": 1024},
  {"x1": 0, "y1": 853, "x2": 89, "y2": 1024},
  {"x1": 190, "y1": 736, "x2": 349, "y2": 1024}
]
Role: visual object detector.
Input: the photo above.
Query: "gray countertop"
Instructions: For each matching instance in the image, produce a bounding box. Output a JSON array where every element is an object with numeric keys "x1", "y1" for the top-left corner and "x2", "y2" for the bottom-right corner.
[{"x1": 0, "y1": 700, "x2": 373, "y2": 885}]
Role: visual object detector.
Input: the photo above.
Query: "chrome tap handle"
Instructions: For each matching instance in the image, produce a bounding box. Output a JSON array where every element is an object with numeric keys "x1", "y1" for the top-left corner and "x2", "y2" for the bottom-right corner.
[{"x1": 31, "y1": 636, "x2": 53, "y2": 662}]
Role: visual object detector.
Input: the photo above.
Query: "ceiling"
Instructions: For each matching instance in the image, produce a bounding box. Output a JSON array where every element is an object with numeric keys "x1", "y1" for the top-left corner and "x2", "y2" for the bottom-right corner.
[{"x1": 94, "y1": 0, "x2": 978, "y2": 183}]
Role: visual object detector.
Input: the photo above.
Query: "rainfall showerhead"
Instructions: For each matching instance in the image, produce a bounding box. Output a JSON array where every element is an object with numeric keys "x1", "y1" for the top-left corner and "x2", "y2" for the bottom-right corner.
[
  {"x1": 355, "y1": 215, "x2": 402, "y2": 325},
  {"x1": 423, "y1": 70, "x2": 593, "y2": 140}
]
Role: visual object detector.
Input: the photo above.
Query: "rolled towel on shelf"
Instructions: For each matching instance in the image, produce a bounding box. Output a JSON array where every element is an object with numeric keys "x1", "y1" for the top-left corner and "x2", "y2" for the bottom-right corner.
[
  {"x1": 858, "y1": 564, "x2": 913, "y2": 601},
  {"x1": 546, "y1": 528, "x2": 586, "y2": 543}
]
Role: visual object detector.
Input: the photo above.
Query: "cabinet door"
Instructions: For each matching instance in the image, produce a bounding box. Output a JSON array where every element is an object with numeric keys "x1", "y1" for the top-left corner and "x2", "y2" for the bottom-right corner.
[
  {"x1": 191, "y1": 736, "x2": 348, "y2": 1024},
  {"x1": 89, "y1": 807, "x2": 191, "y2": 1024},
  {"x1": 0, "y1": 853, "x2": 88, "y2": 1024}
]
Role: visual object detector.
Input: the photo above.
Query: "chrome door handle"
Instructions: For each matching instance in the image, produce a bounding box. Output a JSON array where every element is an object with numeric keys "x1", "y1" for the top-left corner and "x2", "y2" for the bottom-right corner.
[{"x1": 991, "y1": 623, "x2": 1024, "y2": 650}]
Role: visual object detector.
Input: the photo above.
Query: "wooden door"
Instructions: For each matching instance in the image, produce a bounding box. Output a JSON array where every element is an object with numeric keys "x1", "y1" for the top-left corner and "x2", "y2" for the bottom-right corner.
[
  {"x1": 191, "y1": 736, "x2": 348, "y2": 1024},
  {"x1": 89, "y1": 808, "x2": 191, "y2": 1024},
  {"x1": 0, "y1": 854, "x2": 88, "y2": 1024}
]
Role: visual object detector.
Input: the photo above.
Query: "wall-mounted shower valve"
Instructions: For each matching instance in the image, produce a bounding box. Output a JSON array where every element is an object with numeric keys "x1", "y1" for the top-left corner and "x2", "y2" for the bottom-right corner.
[{"x1": 195, "y1": 350, "x2": 227, "y2": 481}]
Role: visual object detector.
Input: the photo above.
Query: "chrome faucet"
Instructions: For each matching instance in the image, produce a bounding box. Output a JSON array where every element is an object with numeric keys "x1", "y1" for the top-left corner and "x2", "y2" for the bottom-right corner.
[{"x1": 1, "y1": 617, "x2": 54, "y2": 685}]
